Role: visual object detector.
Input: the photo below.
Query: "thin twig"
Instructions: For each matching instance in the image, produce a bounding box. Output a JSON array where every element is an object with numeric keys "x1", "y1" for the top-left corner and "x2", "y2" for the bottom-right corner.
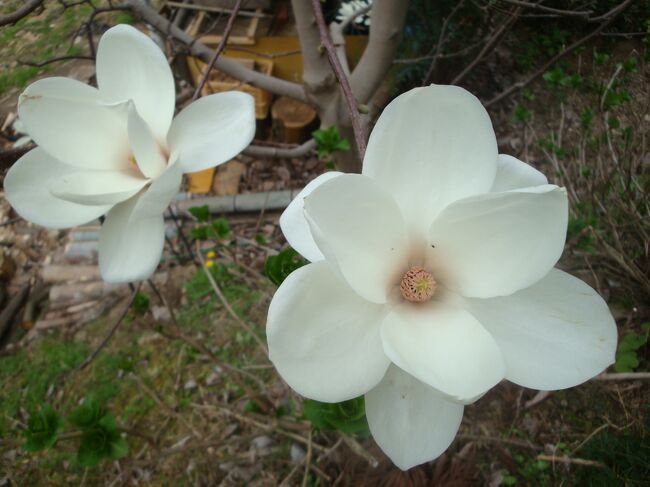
[
  {"x1": 340, "y1": 433, "x2": 379, "y2": 467},
  {"x1": 537, "y1": 453, "x2": 606, "y2": 468},
  {"x1": 485, "y1": 0, "x2": 635, "y2": 107},
  {"x1": 0, "y1": 0, "x2": 43, "y2": 27},
  {"x1": 422, "y1": 0, "x2": 465, "y2": 85},
  {"x1": 595, "y1": 372, "x2": 650, "y2": 380},
  {"x1": 127, "y1": 0, "x2": 305, "y2": 101},
  {"x1": 147, "y1": 279, "x2": 270, "y2": 394},
  {"x1": 497, "y1": 0, "x2": 592, "y2": 18},
  {"x1": 191, "y1": 0, "x2": 244, "y2": 101},
  {"x1": 301, "y1": 428, "x2": 313, "y2": 487},
  {"x1": 457, "y1": 434, "x2": 540, "y2": 450},
  {"x1": 451, "y1": 6, "x2": 520, "y2": 85},
  {"x1": 310, "y1": 0, "x2": 366, "y2": 160},
  {"x1": 167, "y1": 207, "x2": 197, "y2": 265},
  {"x1": 195, "y1": 241, "x2": 268, "y2": 354},
  {"x1": 18, "y1": 55, "x2": 94, "y2": 67},
  {"x1": 77, "y1": 283, "x2": 141, "y2": 370},
  {"x1": 130, "y1": 372, "x2": 203, "y2": 438}
]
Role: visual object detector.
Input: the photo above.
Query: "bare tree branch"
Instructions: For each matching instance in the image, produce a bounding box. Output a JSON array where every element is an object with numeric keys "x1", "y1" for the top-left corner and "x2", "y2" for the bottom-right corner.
[
  {"x1": 127, "y1": 0, "x2": 307, "y2": 102},
  {"x1": 310, "y1": 0, "x2": 366, "y2": 159},
  {"x1": 451, "y1": 6, "x2": 520, "y2": 85},
  {"x1": 18, "y1": 55, "x2": 94, "y2": 67},
  {"x1": 421, "y1": 0, "x2": 466, "y2": 85},
  {"x1": 350, "y1": 0, "x2": 409, "y2": 104},
  {"x1": 485, "y1": 0, "x2": 635, "y2": 107},
  {"x1": 191, "y1": 0, "x2": 243, "y2": 101},
  {"x1": 243, "y1": 139, "x2": 316, "y2": 158},
  {"x1": 0, "y1": 0, "x2": 43, "y2": 27},
  {"x1": 497, "y1": 0, "x2": 592, "y2": 18},
  {"x1": 77, "y1": 282, "x2": 142, "y2": 370}
]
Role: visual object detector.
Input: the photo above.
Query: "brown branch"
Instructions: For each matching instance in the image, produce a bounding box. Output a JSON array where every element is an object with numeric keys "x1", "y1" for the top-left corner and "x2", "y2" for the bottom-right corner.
[
  {"x1": 485, "y1": 0, "x2": 635, "y2": 107},
  {"x1": 195, "y1": 241, "x2": 268, "y2": 354},
  {"x1": 595, "y1": 372, "x2": 650, "y2": 380},
  {"x1": 0, "y1": 0, "x2": 43, "y2": 27},
  {"x1": 310, "y1": 0, "x2": 366, "y2": 159},
  {"x1": 191, "y1": 0, "x2": 243, "y2": 102},
  {"x1": 497, "y1": 0, "x2": 592, "y2": 18},
  {"x1": 0, "y1": 145, "x2": 35, "y2": 171},
  {"x1": 243, "y1": 138, "x2": 316, "y2": 158},
  {"x1": 537, "y1": 454, "x2": 606, "y2": 468},
  {"x1": 350, "y1": 0, "x2": 409, "y2": 104},
  {"x1": 126, "y1": 0, "x2": 306, "y2": 102},
  {"x1": 77, "y1": 282, "x2": 142, "y2": 370},
  {"x1": 18, "y1": 55, "x2": 94, "y2": 68},
  {"x1": 451, "y1": 7, "x2": 520, "y2": 85}
]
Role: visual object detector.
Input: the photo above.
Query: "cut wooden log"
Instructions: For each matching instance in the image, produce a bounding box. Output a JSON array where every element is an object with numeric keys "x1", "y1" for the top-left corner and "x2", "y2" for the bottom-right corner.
[{"x1": 271, "y1": 96, "x2": 317, "y2": 144}]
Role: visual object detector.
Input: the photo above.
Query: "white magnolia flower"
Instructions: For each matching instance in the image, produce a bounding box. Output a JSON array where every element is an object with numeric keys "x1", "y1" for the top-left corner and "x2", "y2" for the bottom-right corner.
[
  {"x1": 5, "y1": 24, "x2": 255, "y2": 283},
  {"x1": 337, "y1": 0, "x2": 372, "y2": 26},
  {"x1": 267, "y1": 85, "x2": 617, "y2": 470}
]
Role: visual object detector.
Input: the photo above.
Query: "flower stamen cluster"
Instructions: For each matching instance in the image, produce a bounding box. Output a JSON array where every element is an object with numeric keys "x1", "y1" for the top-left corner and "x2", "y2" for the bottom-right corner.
[{"x1": 400, "y1": 266, "x2": 436, "y2": 302}]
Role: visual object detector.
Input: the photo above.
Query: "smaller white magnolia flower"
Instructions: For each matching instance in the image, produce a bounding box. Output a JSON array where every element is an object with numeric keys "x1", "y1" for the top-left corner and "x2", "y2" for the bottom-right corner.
[
  {"x1": 337, "y1": 0, "x2": 372, "y2": 26},
  {"x1": 5, "y1": 24, "x2": 255, "y2": 283},
  {"x1": 267, "y1": 85, "x2": 617, "y2": 470}
]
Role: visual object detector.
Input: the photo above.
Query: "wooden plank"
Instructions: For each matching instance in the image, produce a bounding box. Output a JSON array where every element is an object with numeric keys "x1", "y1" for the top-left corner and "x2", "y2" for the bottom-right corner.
[
  {"x1": 199, "y1": 34, "x2": 256, "y2": 46},
  {"x1": 167, "y1": 1, "x2": 270, "y2": 18}
]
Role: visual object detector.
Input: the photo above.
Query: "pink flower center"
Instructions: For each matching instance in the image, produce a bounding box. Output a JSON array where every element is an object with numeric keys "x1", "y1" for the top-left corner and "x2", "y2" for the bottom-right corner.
[{"x1": 400, "y1": 266, "x2": 436, "y2": 303}]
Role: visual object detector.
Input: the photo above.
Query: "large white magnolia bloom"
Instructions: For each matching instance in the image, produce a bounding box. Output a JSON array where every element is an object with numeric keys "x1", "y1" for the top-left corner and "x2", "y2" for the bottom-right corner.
[
  {"x1": 5, "y1": 24, "x2": 255, "y2": 282},
  {"x1": 267, "y1": 85, "x2": 617, "y2": 470}
]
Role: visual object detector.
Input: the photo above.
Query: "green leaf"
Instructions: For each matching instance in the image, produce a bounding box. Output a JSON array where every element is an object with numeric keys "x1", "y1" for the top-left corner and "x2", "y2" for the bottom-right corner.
[
  {"x1": 303, "y1": 397, "x2": 369, "y2": 436},
  {"x1": 614, "y1": 351, "x2": 640, "y2": 373},
  {"x1": 189, "y1": 204, "x2": 210, "y2": 222},
  {"x1": 23, "y1": 405, "x2": 61, "y2": 452},
  {"x1": 264, "y1": 248, "x2": 307, "y2": 286},
  {"x1": 312, "y1": 126, "x2": 350, "y2": 159},
  {"x1": 76, "y1": 414, "x2": 127, "y2": 466},
  {"x1": 132, "y1": 292, "x2": 150, "y2": 315},
  {"x1": 68, "y1": 396, "x2": 106, "y2": 431},
  {"x1": 512, "y1": 105, "x2": 531, "y2": 124},
  {"x1": 190, "y1": 226, "x2": 209, "y2": 240},
  {"x1": 211, "y1": 217, "x2": 231, "y2": 239},
  {"x1": 109, "y1": 434, "x2": 128, "y2": 460},
  {"x1": 618, "y1": 331, "x2": 646, "y2": 353}
]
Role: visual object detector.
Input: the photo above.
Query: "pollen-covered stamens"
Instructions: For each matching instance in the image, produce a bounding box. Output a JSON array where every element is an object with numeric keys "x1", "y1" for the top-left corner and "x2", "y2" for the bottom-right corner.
[{"x1": 400, "y1": 266, "x2": 436, "y2": 303}]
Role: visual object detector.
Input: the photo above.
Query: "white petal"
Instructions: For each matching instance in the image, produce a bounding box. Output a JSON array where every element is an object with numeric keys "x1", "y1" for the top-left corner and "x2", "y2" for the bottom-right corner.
[
  {"x1": 96, "y1": 24, "x2": 175, "y2": 142},
  {"x1": 366, "y1": 365, "x2": 464, "y2": 470},
  {"x1": 279, "y1": 172, "x2": 343, "y2": 262},
  {"x1": 50, "y1": 169, "x2": 148, "y2": 206},
  {"x1": 491, "y1": 154, "x2": 548, "y2": 192},
  {"x1": 127, "y1": 102, "x2": 167, "y2": 179},
  {"x1": 167, "y1": 92, "x2": 256, "y2": 174},
  {"x1": 380, "y1": 301, "x2": 505, "y2": 401},
  {"x1": 4, "y1": 148, "x2": 111, "y2": 229},
  {"x1": 267, "y1": 261, "x2": 390, "y2": 402},
  {"x1": 362, "y1": 85, "x2": 497, "y2": 242},
  {"x1": 17, "y1": 77, "x2": 129, "y2": 171},
  {"x1": 426, "y1": 185, "x2": 568, "y2": 298},
  {"x1": 304, "y1": 174, "x2": 409, "y2": 304},
  {"x1": 463, "y1": 268, "x2": 617, "y2": 390},
  {"x1": 98, "y1": 160, "x2": 182, "y2": 282}
]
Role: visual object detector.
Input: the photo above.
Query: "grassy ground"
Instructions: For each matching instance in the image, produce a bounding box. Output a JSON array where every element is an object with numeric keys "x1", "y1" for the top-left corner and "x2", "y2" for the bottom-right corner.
[
  {"x1": 0, "y1": 4, "x2": 649, "y2": 486},
  {"x1": 0, "y1": 0, "x2": 135, "y2": 114}
]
